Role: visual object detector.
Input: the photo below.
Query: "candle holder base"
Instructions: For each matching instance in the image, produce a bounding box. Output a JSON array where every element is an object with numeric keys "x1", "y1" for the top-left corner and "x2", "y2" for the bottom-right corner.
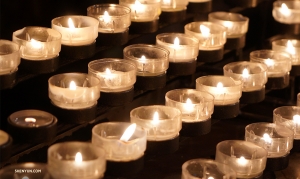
[
  {"x1": 20, "y1": 56, "x2": 59, "y2": 74},
  {"x1": 290, "y1": 65, "x2": 300, "y2": 76},
  {"x1": 51, "y1": 103, "x2": 96, "y2": 124},
  {"x1": 135, "y1": 73, "x2": 166, "y2": 90},
  {"x1": 97, "y1": 29, "x2": 129, "y2": 46},
  {"x1": 0, "y1": 69, "x2": 17, "y2": 90},
  {"x1": 266, "y1": 74, "x2": 289, "y2": 90},
  {"x1": 0, "y1": 135, "x2": 12, "y2": 163},
  {"x1": 61, "y1": 41, "x2": 96, "y2": 60},
  {"x1": 105, "y1": 156, "x2": 144, "y2": 176},
  {"x1": 98, "y1": 87, "x2": 134, "y2": 106},
  {"x1": 146, "y1": 135, "x2": 179, "y2": 155},
  {"x1": 224, "y1": 35, "x2": 246, "y2": 50},
  {"x1": 187, "y1": 1, "x2": 212, "y2": 13},
  {"x1": 240, "y1": 87, "x2": 265, "y2": 104},
  {"x1": 130, "y1": 18, "x2": 159, "y2": 34},
  {"x1": 160, "y1": 9, "x2": 186, "y2": 24},
  {"x1": 7, "y1": 114, "x2": 57, "y2": 144},
  {"x1": 224, "y1": 0, "x2": 264, "y2": 8},
  {"x1": 180, "y1": 118, "x2": 211, "y2": 137},
  {"x1": 291, "y1": 139, "x2": 300, "y2": 152},
  {"x1": 197, "y1": 48, "x2": 224, "y2": 63},
  {"x1": 265, "y1": 153, "x2": 289, "y2": 171},
  {"x1": 168, "y1": 60, "x2": 196, "y2": 76},
  {"x1": 212, "y1": 102, "x2": 240, "y2": 119}
]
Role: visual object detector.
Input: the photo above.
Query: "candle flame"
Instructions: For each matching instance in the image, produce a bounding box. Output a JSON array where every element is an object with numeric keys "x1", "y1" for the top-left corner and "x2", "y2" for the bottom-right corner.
[
  {"x1": 152, "y1": 111, "x2": 159, "y2": 125},
  {"x1": 293, "y1": 115, "x2": 300, "y2": 125},
  {"x1": 265, "y1": 58, "x2": 275, "y2": 67},
  {"x1": 75, "y1": 152, "x2": 82, "y2": 163},
  {"x1": 68, "y1": 18, "x2": 75, "y2": 29},
  {"x1": 216, "y1": 82, "x2": 223, "y2": 89},
  {"x1": 242, "y1": 68, "x2": 250, "y2": 78},
  {"x1": 237, "y1": 156, "x2": 248, "y2": 165},
  {"x1": 105, "y1": 68, "x2": 112, "y2": 74},
  {"x1": 263, "y1": 133, "x2": 272, "y2": 143},
  {"x1": 280, "y1": 3, "x2": 291, "y2": 17},
  {"x1": 207, "y1": 177, "x2": 214, "y2": 179},
  {"x1": 103, "y1": 11, "x2": 110, "y2": 23},
  {"x1": 174, "y1": 37, "x2": 180, "y2": 48},
  {"x1": 140, "y1": 55, "x2": 146, "y2": 63},
  {"x1": 120, "y1": 123, "x2": 137, "y2": 142},
  {"x1": 184, "y1": 98, "x2": 194, "y2": 112},
  {"x1": 25, "y1": 117, "x2": 36, "y2": 123},
  {"x1": 200, "y1": 25, "x2": 210, "y2": 37},
  {"x1": 69, "y1": 81, "x2": 77, "y2": 90},
  {"x1": 287, "y1": 40, "x2": 296, "y2": 55},
  {"x1": 30, "y1": 39, "x2": 42, "y2": 49}
]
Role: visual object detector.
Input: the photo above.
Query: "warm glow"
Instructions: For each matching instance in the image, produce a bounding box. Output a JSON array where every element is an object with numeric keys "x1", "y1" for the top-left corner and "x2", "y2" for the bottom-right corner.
[
  {"x1": 174, "y1": 37, "x2": 180, "y2": 48},
  {"x1": 25, "y1": 117, "x2": 36, "y2": 123},
  {"x1": 280, "y1": 3, "x2": 291, "y2": 17},
  {"x1": 242, "y1": 68, "x2": 250, "y2": 78},
  {"x1": 184, "y1": 98, "x2": 194, "y2": 112},
  {"x1": 75, "y1": 152, "x2": 82, "y2": 163},
  {"x1": 105, "y1": 68, "x2": 112, "y2": 75},
  {"x1": 207, "y1": 177, "x2": 214, "y2": 179},
  {"x1": 265, "y1": 58, "x2": 275, "y2": 67},
  {"x1": 120, "y1": 123, "x2": 137, "y2": 142},
  {"x1": 103, "y1": 11, "x2": 111, "y2": 23},
  {"x1": 152, "y1": 111, "x2": 160, "y2": 125},
  {"x1": 287, "y1": 40, "x2": 296, "y2": 55},
  {"x1": 135, "y1": 0, "x2": 142, "y2": 10},
  {"x1": 30, "y1": 39, "x2": 42, "y2": 49},
  {"x1": 68, "y1": 18, "x2": 75, "y2": 29},
  {"x1": 216, "y1": 82, "x2": 223, "y2": 89},
  {"x1": 237, "y1": 156, "x2": 248, "y2": 165},
  {"x1": 293, "y1": 114, "x2": 300, "y2": 124},
  {"x1": 200, "y1": 25, "x2": 210, "y2": 37},
  {"x1": 140, "y1": 55, "x2": 147, "y2": 63},
  {"x1": 69, "y1": 81, "x2": 77, "y2": 90},
  {"x1": 263, "y1": 133, "x2": 272, "y2": 143}
]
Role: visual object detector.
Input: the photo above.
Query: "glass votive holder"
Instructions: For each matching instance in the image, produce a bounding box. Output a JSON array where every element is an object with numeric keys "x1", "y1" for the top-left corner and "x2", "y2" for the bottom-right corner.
[
  {"x1": 87, "y1": 4, "x2": 131, "y2": 46},
  {"x1": 123, "y1": 44, "x2": 169, "y2": 90},
  {"x1": 88, "y1": 58, "x2": 136, "y2": 106},
  {"x1": 245, "y1": 122, "x2": 293, "y2": 171},
  {"x1": 185, "y1": 21, "x2": 227, "y2": 62},
  {"x1": 48, "y1": 141, "x2": 106, "y2": 179},
  {"x1": 160, "y1": 0, "x2": 188, "y2": 23},
  {"x1": 48, "y1": 73, "x2": 100, "y2": 123},
  {"x1": 156, "y1": 33, "x2": 199, "y2": 76},
  {"x1": 51, "y1": 15, "x2": 99, "y2": 59},
  {"x1": 250, "y1": 50, "x2": 292, "y2": 89},
  {"x1": 119, "y1": 0, "x2": 161, "y2": 33},
  {"x1": 92, "y1": 122, "x2": 146, "y2": 176},
  {"x1": 223, "y1": 61, "x2": 268, "y2": 104},
  {"x1": 196, "y1": 75, "x2": 242, "y2": 119},
  {"x1": 0, "y1": 163, "x2": 50, "y2": 179},
  {"x1": 130, "y1": 105, "x2": 181, "y2": 154},
  {"x1": 0, "y1": 40, "x2": 20, "y2": 89},
  {"x1": 7, "y1": 109, "x2": 57, "y2": 143},
  {"x1": 165, "y1": 89, "x2": 214, "y2": 136},
  {"x1": 182, "y1": 159, "x2": 236, "y2": 179},
  {"x1": 272, "y1": 39, "x2": 300, "y2": 76},
  {"x1": 208, "y1": 12, "x2": 249, "y2": 50},
  {"x1": 273, "y1": 1, "x2": 300, "y2": 24},
  {"x1": 215, "y1": 140, "x2": 267, "y2": 179},
  {"x1": 0, "y1": 130, "x2": 12, "y2": 163}
]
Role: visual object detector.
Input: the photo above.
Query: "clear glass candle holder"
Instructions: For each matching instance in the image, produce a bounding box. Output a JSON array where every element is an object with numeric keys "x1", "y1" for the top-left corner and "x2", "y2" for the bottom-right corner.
[
  {"x1": 245, "y1": 122, "x2": 294, "y2": 158},
  {"x1": 223, "y1": 61, "x2": 268, "y2": 92},
  {"x1": 119, "y1": 0, "x2": 161, "y2": 22},
  {"x1": 250, "y1": 50, "x2": 292, "y2": 77},
  {"x1": 88, "y1": 58, "x2": 136, "y2": 92},
  {"x1": 184, "y1": 21, "x2": 227, "y2": 50},
  {"x1": 0, "y1": 163, "x2": 50, "y2": 179},
  {"x1": 130, "y1": 105, "x2": 182, "y2": 141},
  {"x1": 87, "y1": 4, "x2": 131, "y2": 33},
  {"x1": 12, "y1": 27, "x2": 61, "y2": 60},
  {"x1": 48, "y1": 142, "x2": 106, "y2": 179},
  {"x1": 52, "y1": 15, "x2": 99, "y2": 46},
  {"x1": 273, "y1": 1, "x2": 300, "y2": 24},
  {"x1": 123, "y1": 44, "x2": 169, "y2": 76},
  {"x1": 156, "y1": 33, "x2": 199, "y2": 63},
  {"x1": 48, "y1": 73, "x2": 101, "y2": 109},
  {"x1": 273, "y1": 106, "x2": 300, "y2": 139},
  {"x1": 182, "y1": 159, "x2": 236, "y2": 179},
  {"x1": 92, "y1": 122, "x2": 147, "y2": 161},
  {"x1": 161, "y1": 0, "x2": 188, "y2": 11},
  {"x1": 0, "y1": 40, "x2": 20, "y2": 75},
  {"x1": 272, "y1": 39, "x2": 300, "y2": 66},
  {"x1": 215, "y1": 140, "x2": 267, "y2": 178},
  {"x1": 208, "y1": 12, "x2": 249, "y2": 38},
  {"x1": 196, "y1": 76, "x2": 242, "y2": 105},
  {"x1": 165, "y1": 89, "x2": 214, "y2": 122}
]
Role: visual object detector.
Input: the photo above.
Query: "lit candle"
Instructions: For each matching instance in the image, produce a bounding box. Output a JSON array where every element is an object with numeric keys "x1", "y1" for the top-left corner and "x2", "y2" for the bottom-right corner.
[
  {"x1": 273, "y1": 1, "x2": 300, "y2": 24},
  {"x1": 48, "y1": 142, "x2": 106, "y2": 179},
  {"x1": 0, "y1": 163, "x2": 50, "y2": 179},
  {"x1": 215, "y1": 140, "x2": 267, "y2": 178}
]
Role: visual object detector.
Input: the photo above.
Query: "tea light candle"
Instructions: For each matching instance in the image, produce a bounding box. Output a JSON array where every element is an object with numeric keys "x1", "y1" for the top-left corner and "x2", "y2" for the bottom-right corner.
[
  {"x1": 156, "y1": 33, "x2": 199, "y2": 76},
  {"x1": 182, "y1": 159, "x2": 236, "y2": 179},
  {"x1": 119, "y1": 0, "x2": 161, "y2": 33},
  {"x1": 245, "y1": 122, "x2": 293, "y2": 171},
  {"x1": 184, "y1": 22, "x2": 227, "y2": 62},
  {"x1": 48, "y1": 142, "x2": 106, "y2": 179},
  {"x1": 160, "y1": 0, "x2": 188, "y2": 23},
  {"x1": 223, "y1": 61, "x2": 268, "y2": 103},
  {"x1": 123, "y1": 44, "x2": 169, "y2": 90},
  {"x1": 209, "y1": 12, "x2": 249, "y2": 49},
  {"x1": 272, "y1": 1, "x2": 300, "y2": 24},
  {"x1": 130, "y1": 105, "x2": 181, "y2": 154},
  {"x1": 92, "y1": 122, "x2": 146, "y2": 176},
  {"x1": 0, "y1": 163, "x2": 50, "y2": 179},
  {"x1": 250, "y1": 50, "x2": 292, "y2": 89},
  {"x1": 272, "y1": 39, "x2": 300, "y2": 76},
  {"x1": 88, "y1": 59, "x2": 136, "y2": 106},
  {"x1": 0, "y1": 130, "x2": 12, "y2": 163},
  {"x1": 52, "y1": 15, "x2": 99, "y2": 59},
  {"x1": 87, "y1": 4, "x2": 131, "y2": 46},
  {"x1": 165, "y1": 89, "x2": 214, "y2": 136},
  {"x1": 215, "y1": 140, "x2": 267, "y2": 178},
  {"x1": 196, "y1": 76, "x2": 242, "y2": 119},
  {"x1": 0, "y1": 40, "x2": 20, "y2": 89}
]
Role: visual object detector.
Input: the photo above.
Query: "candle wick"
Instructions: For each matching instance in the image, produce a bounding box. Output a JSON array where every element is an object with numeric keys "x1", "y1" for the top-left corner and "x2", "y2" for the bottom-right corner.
[
  {"x1": 112, "y1": 20, "x2": 115, "y2": 33},
  {"x1": 173, "y1": 48, "x2": 176, "y2": 62},
  {"x1": 135, "y1": 10, "x2": 138, "y2": 19}
]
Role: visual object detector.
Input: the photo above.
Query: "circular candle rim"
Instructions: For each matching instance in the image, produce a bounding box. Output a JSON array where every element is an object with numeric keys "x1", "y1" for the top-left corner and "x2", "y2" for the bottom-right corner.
[
  {"x1": 196, "y1": 75, "x2": 243, "y2": 88},
  {"x1": 87, "y1": 4, "x2": 131, "y2": 17},
  {"x1": 273, "y1": 106, "x2": 300, "y2": 121},
  {"x1": 0, "y1": 40, "x2": 20, "y2": 57},
  {"x1": 156, "y1": 33, "x2": 200, "y2": 48},
  {"x1": 51, "y1": 15, "x2": 99, "y2": 29},
  {"x1": 88, "y1": 58, "x2": 137, "y2": 73},
  {"x1": 0, "y1": 130, "x2": 9, "y2": 146},
  {"x1": 209, "y1": 11, "x2": 249, "y2": 23},
  {"x1": 273, "y1": 1, "x2": 300, "y2": 12},
  {"x1": 223, "y1": 61, "x2": 268, "y2": 76},
  {"x1": 165, "y1": 89, "x2": 214, "y2": 105},
  {"x1": 184, "y1": 21, "x2": 227, "y2": 35},
  {"x1": 250, "y1": 49, "x2": 292, "y2": 63},
  {"x1": 8, "y1": 109, "x2": 56, "y2": 128}
]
